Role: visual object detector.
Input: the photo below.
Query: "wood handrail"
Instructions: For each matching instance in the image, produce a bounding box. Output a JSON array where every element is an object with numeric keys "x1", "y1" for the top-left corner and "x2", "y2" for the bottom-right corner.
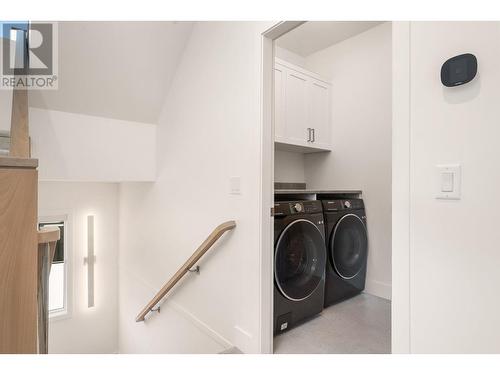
[
  {"x1": 135, "y1": 220, "x2": 236, "y2": 322},
  {"x1": 9, "y1": 27, "x2": 30, "y2": 159}
]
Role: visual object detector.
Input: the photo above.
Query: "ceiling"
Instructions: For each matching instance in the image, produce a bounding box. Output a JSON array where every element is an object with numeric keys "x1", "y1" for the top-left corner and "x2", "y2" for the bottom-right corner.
[
  {"x1": 28, "y1": 22, "x2": 194, "y2": 124},
  {"x1": 276, "y1": 21, "x2": 384, "y2": 57}
]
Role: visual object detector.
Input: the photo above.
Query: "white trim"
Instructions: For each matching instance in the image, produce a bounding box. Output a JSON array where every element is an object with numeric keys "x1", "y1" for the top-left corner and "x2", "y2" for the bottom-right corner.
[
  {"x1": 259, "y1": 30, "x2": 274, "y2": 355},
  {"x1": 364, "y1": 280, "x2": 392, "y2": 301},
  {"x1": 169, "y1": 301, "x2": 233, "y2": 350},
  {"x1": 391, "y1": 21, "x2": 411, "y2": 354},
  {"x1": 38, "y1": 212, "x2": 74, "y2": 322},
  {"x1": 259, "y1": 21, "x2": 307, "y2": 355}
]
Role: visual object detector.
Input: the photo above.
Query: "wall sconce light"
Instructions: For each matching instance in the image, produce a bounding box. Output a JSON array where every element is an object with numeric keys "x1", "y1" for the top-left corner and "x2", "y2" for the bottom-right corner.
[{"x1": 84, "y1": 215, "x2": 95, "y2": 308}]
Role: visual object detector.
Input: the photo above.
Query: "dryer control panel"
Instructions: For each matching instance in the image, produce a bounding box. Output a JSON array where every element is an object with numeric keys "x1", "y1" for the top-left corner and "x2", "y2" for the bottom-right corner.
[
  {"x1": 274, "y1": 200, "x2": 323, "y2": 216},
  {"x1": 322, "y1": 199, "x2": 364, "y2": 212}
]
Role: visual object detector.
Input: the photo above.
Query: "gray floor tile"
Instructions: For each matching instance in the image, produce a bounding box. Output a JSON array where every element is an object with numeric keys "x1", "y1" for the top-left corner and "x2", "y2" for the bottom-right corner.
[{"x1": 273, "y1": 293, "x2": 391, "y2": 354}]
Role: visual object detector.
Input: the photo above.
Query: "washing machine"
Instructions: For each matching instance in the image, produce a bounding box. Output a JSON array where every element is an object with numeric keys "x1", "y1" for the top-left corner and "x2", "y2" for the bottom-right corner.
[
  {"x1": 273, "y1": 200, "x2": 326, "y2": 335},
  {"x1": 322, "y1": 198, "x2": 368, "y2": 306}
]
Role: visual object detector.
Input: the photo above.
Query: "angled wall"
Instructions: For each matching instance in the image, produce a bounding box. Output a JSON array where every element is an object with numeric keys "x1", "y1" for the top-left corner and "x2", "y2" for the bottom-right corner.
[{"x1": 29, "y1": 108, "x2": 156, "y2": 182}]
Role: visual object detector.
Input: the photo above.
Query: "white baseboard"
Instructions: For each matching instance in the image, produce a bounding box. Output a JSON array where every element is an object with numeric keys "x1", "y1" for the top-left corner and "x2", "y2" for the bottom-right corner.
[
  {"x1": 121, "y1": 266, "x2": 234, "y2": 352},
  {"x1": 364, "y1": 279, "x2": 392, "y2": 300},
  {"x1": 169, "y1": 301, "x2": 234, "y2": 350}
]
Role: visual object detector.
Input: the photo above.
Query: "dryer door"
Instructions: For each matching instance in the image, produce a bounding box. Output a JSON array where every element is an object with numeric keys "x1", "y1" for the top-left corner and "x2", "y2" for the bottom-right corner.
[
  {"x1": 330, "y1": 214, "x2": 368, "y2": 280},
  {"x1": 275, "y1": 219, "x2": 326, "y2": 301}
]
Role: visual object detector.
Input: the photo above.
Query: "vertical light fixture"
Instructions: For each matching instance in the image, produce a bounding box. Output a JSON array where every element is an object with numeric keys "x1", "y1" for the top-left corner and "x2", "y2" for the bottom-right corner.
[{"x1": 86, "y1": 215, "x2": 95, "y2": 308}]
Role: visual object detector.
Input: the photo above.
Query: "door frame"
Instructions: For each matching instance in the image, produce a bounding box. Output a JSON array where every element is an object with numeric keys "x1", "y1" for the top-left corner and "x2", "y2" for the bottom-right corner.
[
  {"x1": 391, "y1": 21, "x2": 411, "y2": 353},
  {"x1": 259, "y1": 21, "x2": 305, "y2": 354},
  {"x1": 259, "y1": 21, "x2": 412, "y2": 354}
]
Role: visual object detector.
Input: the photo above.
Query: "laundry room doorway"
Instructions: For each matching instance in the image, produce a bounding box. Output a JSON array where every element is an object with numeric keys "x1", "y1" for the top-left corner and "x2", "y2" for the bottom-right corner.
[{"x1": 260, "y1": 21, "x2": 397, "y2": 354}]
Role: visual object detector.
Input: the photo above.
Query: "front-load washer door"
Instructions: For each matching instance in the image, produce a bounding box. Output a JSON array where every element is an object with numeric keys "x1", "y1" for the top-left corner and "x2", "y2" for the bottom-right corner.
[
  {"x1": 275, "y1": 219, "x2": 326, "y2": 301},
  {"x1": 330, "y1": 214, "x2": 368, "y2": 280}
]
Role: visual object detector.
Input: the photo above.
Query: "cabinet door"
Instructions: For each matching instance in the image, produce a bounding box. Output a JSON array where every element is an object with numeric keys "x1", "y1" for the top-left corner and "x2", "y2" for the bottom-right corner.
[
  {"x1": 274, "y1": 65, "x2": 286, "y2": 139},
  {"x1": 308, "y1": 79, "x2": 331, "y2": 147},
  {"x1": 285, "y1": 69, "x2": 309, "y2": 144}
]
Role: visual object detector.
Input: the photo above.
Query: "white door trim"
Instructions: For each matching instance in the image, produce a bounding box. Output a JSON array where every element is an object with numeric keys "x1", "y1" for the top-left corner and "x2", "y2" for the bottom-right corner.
[
  {"x1": 259, "y1": 21, "x2": 305, "y2": 354},
  {"x1": 391, "y1": 21, "x2": 411, "y2": 353},
  {"x1": 259, "y1": 21, "x2": 412, "y2": 354}
]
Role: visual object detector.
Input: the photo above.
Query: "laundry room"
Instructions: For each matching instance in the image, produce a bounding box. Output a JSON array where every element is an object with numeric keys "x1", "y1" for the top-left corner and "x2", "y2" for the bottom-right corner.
[{"x1": 271, "y1": 21, "x2": 392, "y2": 354}]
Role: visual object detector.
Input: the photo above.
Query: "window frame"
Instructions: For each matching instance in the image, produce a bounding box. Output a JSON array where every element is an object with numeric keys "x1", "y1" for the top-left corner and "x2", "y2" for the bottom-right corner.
[{"x1": 39, "y1": 213, "x2": 73, "y2": 321}]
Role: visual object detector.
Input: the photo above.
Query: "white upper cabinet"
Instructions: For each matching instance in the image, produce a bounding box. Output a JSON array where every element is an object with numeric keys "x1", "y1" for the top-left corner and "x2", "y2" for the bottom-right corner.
[
  {"x1": 285, "y1": 70, "x2": 309, "y2": 144},
  {"x1": 274, "y1": 58, "x2": 332, "y2": 153},
  {"x1": 308, "y1": 79, "x2": 331, "y2": 148},
  {"x1": 274, "y1": 64, "x2": 286, "y2": 139}
]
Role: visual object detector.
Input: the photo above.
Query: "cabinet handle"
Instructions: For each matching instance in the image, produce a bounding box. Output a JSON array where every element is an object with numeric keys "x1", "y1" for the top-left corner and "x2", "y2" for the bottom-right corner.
[
  {"x1": 307, "y1": 128, "x2": 311, "y2": 142},
  {"x1": 312, "y1": 128, "x2": 315, "y2": 142}
]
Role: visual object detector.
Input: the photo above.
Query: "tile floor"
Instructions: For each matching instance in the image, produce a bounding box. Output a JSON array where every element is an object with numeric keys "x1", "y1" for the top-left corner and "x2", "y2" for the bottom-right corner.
[{"x1": 273, "y1": 293, "x2": 391, "y2": 354}]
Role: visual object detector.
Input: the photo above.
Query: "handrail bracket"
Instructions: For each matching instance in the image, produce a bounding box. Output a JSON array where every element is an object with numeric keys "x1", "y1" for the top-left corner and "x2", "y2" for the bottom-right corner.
[{"x1": 151, "y1": 306, "x2": 161, "y2": 314}]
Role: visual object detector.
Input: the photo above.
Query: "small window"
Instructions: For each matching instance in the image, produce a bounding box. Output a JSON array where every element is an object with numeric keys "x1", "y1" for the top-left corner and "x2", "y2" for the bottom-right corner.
[{"x1": 39, "y1": 220, "x2": 67, "y2": 316}]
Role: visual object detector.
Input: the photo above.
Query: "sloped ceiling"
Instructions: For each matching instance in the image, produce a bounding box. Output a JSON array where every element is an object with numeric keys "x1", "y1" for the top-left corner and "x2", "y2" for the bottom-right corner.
[
  {"x1": 276, "y1": 21, "x2": 384, "y2": 57},
  {"x1": 29, "y1": 21, "x2": 194, "y2": 124}
]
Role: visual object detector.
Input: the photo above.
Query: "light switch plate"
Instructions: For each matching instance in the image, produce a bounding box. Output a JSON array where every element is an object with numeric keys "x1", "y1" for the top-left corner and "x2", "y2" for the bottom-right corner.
[
  {"x1": 229, "y1": 176, "x2": 241, "y2": 195},
  {"x1": 436, "y1": 164, "x2": 461, "y2": 200},
  {"x1": 441, "y1": 172, "x2": 454, "y2": 192}
]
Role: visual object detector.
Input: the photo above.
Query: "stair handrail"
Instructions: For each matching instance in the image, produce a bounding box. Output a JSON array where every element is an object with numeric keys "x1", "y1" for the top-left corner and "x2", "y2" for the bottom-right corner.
[
  {"x1": 9, "y1": 26, "x2": 31, "y2": 159},
  {"x1": 135, "y1": 220, "x2": 236, "y2": 322}
]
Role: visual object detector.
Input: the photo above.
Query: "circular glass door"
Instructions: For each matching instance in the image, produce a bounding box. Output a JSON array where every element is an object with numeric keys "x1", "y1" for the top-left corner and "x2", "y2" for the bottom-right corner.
[
  {"x1": 331, "y1": 214, "x2": 368, "y2": 279},
  {"x1": 275, "y1": 219, "x2": 326, "y2": 301}
]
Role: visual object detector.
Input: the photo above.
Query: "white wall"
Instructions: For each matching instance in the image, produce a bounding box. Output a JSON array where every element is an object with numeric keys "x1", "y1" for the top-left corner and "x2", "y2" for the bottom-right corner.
[
  {"x1": 406, "y1": 21, "x2": 500, "y2": 353},
  {"x1": 303, "y1": 22, "x2": 392, "y2": 300},
  {"x1": 274, "y1": 150, "x2": 306, "y2": 183},
  {"x1": 118, "y1": 21, "x2": 273, "y2": 354},
  {"x1": 39, "y1": 182, "x2": 119, "y2": 354},
  {"x1": 29, "y1": 108, "x2": 156, "y2": 182}
]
